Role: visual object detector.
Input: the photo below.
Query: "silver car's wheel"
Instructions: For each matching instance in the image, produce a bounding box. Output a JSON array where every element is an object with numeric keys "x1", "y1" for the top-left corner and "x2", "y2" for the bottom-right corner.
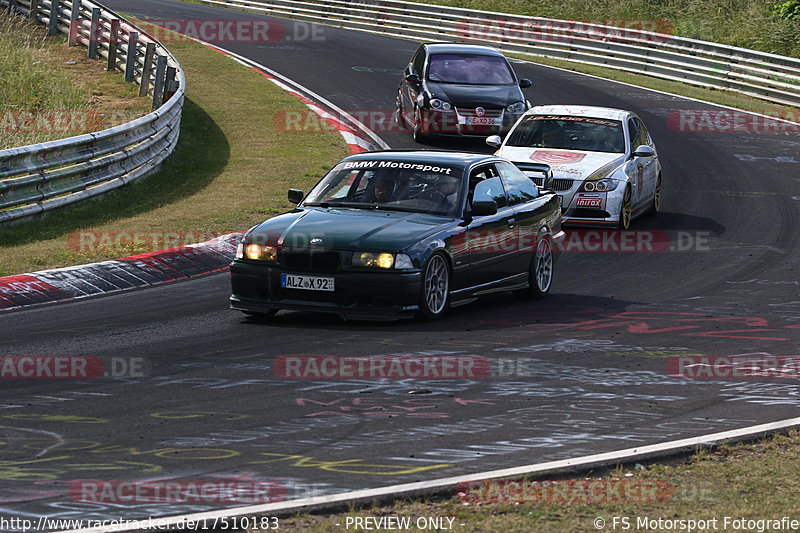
[
  {"x1": 618, "y1": 185, "x2": 633, "y2": 229},
  {"x1": 418, "y1": 253, "x2": 449, "y2": 319}
]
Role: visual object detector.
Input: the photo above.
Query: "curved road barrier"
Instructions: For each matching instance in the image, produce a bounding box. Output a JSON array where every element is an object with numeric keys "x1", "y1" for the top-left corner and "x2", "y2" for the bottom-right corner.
[
  {"x1": 193, "y1": 0, "x2": 800, "y2": 107},
  {"x1": 0, "y1": 0, "x2": 184, "y2": 223}
]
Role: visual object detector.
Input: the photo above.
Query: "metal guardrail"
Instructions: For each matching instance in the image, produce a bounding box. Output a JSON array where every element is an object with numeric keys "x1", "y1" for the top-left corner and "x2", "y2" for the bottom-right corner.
[
  {"x1": 195, "y1": 0, "x2": 800, "y2": 108},
  {"x1": 0, "y1": 0, "x2": 184, "y2": 223}
]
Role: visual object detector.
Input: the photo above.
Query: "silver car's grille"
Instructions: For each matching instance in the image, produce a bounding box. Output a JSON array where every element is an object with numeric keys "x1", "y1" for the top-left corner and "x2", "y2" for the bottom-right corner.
[{"x1": 551, "y1": 179, "x2": 575, "y2": 191}]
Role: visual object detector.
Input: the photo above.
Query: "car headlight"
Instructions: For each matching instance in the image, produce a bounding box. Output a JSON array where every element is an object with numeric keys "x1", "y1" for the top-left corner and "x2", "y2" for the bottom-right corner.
[
  {"x1": 429, "y1": 98, "x2": 452, "y2": 111},
  {"x1": 352, "y1": 252, "x2": 414, "y2": 270},
  {"x1": 243, "y1": 243, "x2": 278, "y2": 262},
  {"x1": 236, "y1": 242, "x2": 244, "y2": 259},
  {"x1": 506, "y1": 101, "x2": 526, "y2": 113},
  {"x1": 582, "y1": 179, "x2": 620, "y2": 192}
]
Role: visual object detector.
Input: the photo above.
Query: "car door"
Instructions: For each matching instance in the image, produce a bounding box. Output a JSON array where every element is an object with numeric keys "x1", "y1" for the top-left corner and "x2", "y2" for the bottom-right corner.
[
  {"x1": 634, "y1": 117, "x2": 658, "y2": 206},
  {"x1": 495, "y1": 161, "x2": 553, "y2": 274},
  {"x1": 624, "y1": 116, "x2": 647, "y2": 208},
  {"x1": 464, "y1": 164, "x2": 519, "y2": 288},
  {"x1": 401, "y1": 45, "x2": 427, "y2": 126}
]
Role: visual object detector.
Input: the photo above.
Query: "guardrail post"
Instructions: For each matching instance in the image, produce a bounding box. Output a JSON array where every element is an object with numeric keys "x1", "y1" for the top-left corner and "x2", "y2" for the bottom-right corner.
[
  {"x1": 164, "y1": 66, "x2": 177, "y2": 104},
  {"x1": 87, "y1": 7, "x2": 100, "y2": 59},
  {"x1": 107, "y1": 19, "x2": 120, "y2": 71},
  {"x1": 125, "y1": 31, "x2": 138, "y2": 82},
  {"x1": 48, "y1": 0, "x2": 60, "y2": 35},
  {"x1": 28, "y1": 0, "x2": 39, "y2": 20},
  {"x1": 152, "y1": 55, "x2": 167, "y2": 108},
  {"x1": 139, "y1": 42, "x2": 156, "y2": 97},
  {"x1": 68, "y1": 0, "x2": 80, "y2": 45}
]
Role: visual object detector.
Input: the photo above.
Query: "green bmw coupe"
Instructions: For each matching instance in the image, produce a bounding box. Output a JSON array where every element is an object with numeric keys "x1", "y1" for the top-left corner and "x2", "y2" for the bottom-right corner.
[{"x1": 230, "y1": 151, "x2": 564, "y2": 320}]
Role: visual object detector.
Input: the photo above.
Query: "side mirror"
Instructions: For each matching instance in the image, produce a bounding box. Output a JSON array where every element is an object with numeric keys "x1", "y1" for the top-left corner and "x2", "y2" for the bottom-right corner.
[
  {"x1": 519, "y1": 78, "x2": 532, "y2": 88},
  {"x1": 471, "y1": 200, "x2": 498, "y2": 217},
  {"x1": 405, "y1": 73, "x2": 421, "y2": 84},
  {"x1": 288, "y1": 189, "x2": 305, "y2": 204},
  {"x1": 485, "y1": 135, "x2": 502, "y2": 148},
  {"x1": 632, "y1": 145, "x2": 655, "y2": 158}
]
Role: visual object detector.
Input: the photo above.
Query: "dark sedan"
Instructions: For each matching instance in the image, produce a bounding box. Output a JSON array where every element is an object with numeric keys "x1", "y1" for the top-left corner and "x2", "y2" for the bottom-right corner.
[
  {"x1": 230, "y1": 151, "x2": 564, "y2": 320},
  {"x1": 396, "y1": 43, "x2": 532, "y2": 142}
]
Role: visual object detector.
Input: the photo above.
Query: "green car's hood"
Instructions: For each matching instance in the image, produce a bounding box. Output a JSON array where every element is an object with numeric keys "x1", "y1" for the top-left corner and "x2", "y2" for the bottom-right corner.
[{"x1": 248, "y1": 207, "x2": 452, "y2": 251}]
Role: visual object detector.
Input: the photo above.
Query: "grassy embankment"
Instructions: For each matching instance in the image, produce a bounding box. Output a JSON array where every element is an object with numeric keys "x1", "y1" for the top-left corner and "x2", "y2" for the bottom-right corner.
[{"x1": 0, "y1": 13, "x2": 347, "y2": 276}]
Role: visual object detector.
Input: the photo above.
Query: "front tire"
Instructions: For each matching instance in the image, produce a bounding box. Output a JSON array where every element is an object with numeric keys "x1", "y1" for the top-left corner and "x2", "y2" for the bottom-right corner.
[
  {"x1": 515, "y1": 235, "x2": 553, "y2": 299},
  {"x1": 418, "y1": 253, "x2": 450, "y2": 320},
  {"x1": 618, "y1": 185, "x2": 633, "y2": 229}
]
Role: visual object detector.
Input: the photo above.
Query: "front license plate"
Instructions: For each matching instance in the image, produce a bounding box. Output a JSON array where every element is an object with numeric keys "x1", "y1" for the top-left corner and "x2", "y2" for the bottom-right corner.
[
  {"x1": 576, "y1": 198, "x2": 603, "y2": 208},
  {"x1": 281, "y1": 274, "x2": 335, "y2": 291},
  {"x1": 464, "y1": 116, "x2": 499, "y2": 126}
]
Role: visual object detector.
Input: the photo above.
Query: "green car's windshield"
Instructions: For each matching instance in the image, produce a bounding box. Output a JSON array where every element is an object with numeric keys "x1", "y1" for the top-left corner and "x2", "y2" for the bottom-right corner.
[
  {"x1": 304, "y1": 161, "x2": 463, "y2": 216},
  {"x1": 506, "y1": 115, "x2": 625, "y2": 153}
]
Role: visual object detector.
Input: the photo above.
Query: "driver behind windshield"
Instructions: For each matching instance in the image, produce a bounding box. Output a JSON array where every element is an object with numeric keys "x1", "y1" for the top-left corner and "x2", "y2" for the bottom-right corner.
[{"x1": 368, "y1": 175, "x2": 396, "y2": 203}]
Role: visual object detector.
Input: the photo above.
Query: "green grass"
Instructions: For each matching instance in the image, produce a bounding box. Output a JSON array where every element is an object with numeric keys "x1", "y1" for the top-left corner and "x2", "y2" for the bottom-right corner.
[
  {"x1": 0, "y1": 14, "x2": 88, "y2": 148},
  {"x1": 0, "y1": 21, "x2": 348, "y2": 276},
  {"x1": 0, "y1": 13, "x2": 152, "y2": 150},
  {"x1": 252, "y1": 430, "x2": 800, "y2": 532}
]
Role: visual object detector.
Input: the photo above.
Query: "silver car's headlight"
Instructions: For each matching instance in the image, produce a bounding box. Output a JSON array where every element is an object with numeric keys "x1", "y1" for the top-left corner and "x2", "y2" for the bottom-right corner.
[{"x1": 582, "y1": 179, "x2": 620, "y2": 192}]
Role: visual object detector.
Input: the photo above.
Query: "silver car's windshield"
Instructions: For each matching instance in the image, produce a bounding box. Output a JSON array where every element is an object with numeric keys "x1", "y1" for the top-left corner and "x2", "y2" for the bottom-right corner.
[
  {"x1": 303, "y1": 161, "x2": 463, "y2": 216},
  {"x1": 506, "y1": 115, "x2": 625, "y2": 153}
]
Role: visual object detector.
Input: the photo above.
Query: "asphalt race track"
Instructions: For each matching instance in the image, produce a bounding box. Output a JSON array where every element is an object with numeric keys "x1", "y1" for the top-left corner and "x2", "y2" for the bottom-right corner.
[{"x1": 1, "y1": 0, "x2": 799, "y2": 527}]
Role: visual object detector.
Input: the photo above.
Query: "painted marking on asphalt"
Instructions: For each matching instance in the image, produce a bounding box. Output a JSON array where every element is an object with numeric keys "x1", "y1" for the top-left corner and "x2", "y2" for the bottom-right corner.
[{"x1": 55, "y1": 416, "x2": 800, "y2": 533}]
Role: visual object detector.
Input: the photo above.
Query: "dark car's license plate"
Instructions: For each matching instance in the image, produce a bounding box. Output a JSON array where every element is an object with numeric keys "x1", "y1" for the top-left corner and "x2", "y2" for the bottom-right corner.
[{"x1": 281, "y1": 274, "x2": 335, "y2": 291}]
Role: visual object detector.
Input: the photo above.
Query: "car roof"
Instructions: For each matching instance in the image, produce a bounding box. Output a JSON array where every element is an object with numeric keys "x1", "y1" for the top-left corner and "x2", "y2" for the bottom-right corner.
[
  {"x1": 423, "y1": 42, "x2": 504, "y2": 57},
  {"x1": 526, "y1": 105, "x2": 633, "y2": 121},
  {"x1": 340, "y1": 150, "x2": 496, "y2": 170}
]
